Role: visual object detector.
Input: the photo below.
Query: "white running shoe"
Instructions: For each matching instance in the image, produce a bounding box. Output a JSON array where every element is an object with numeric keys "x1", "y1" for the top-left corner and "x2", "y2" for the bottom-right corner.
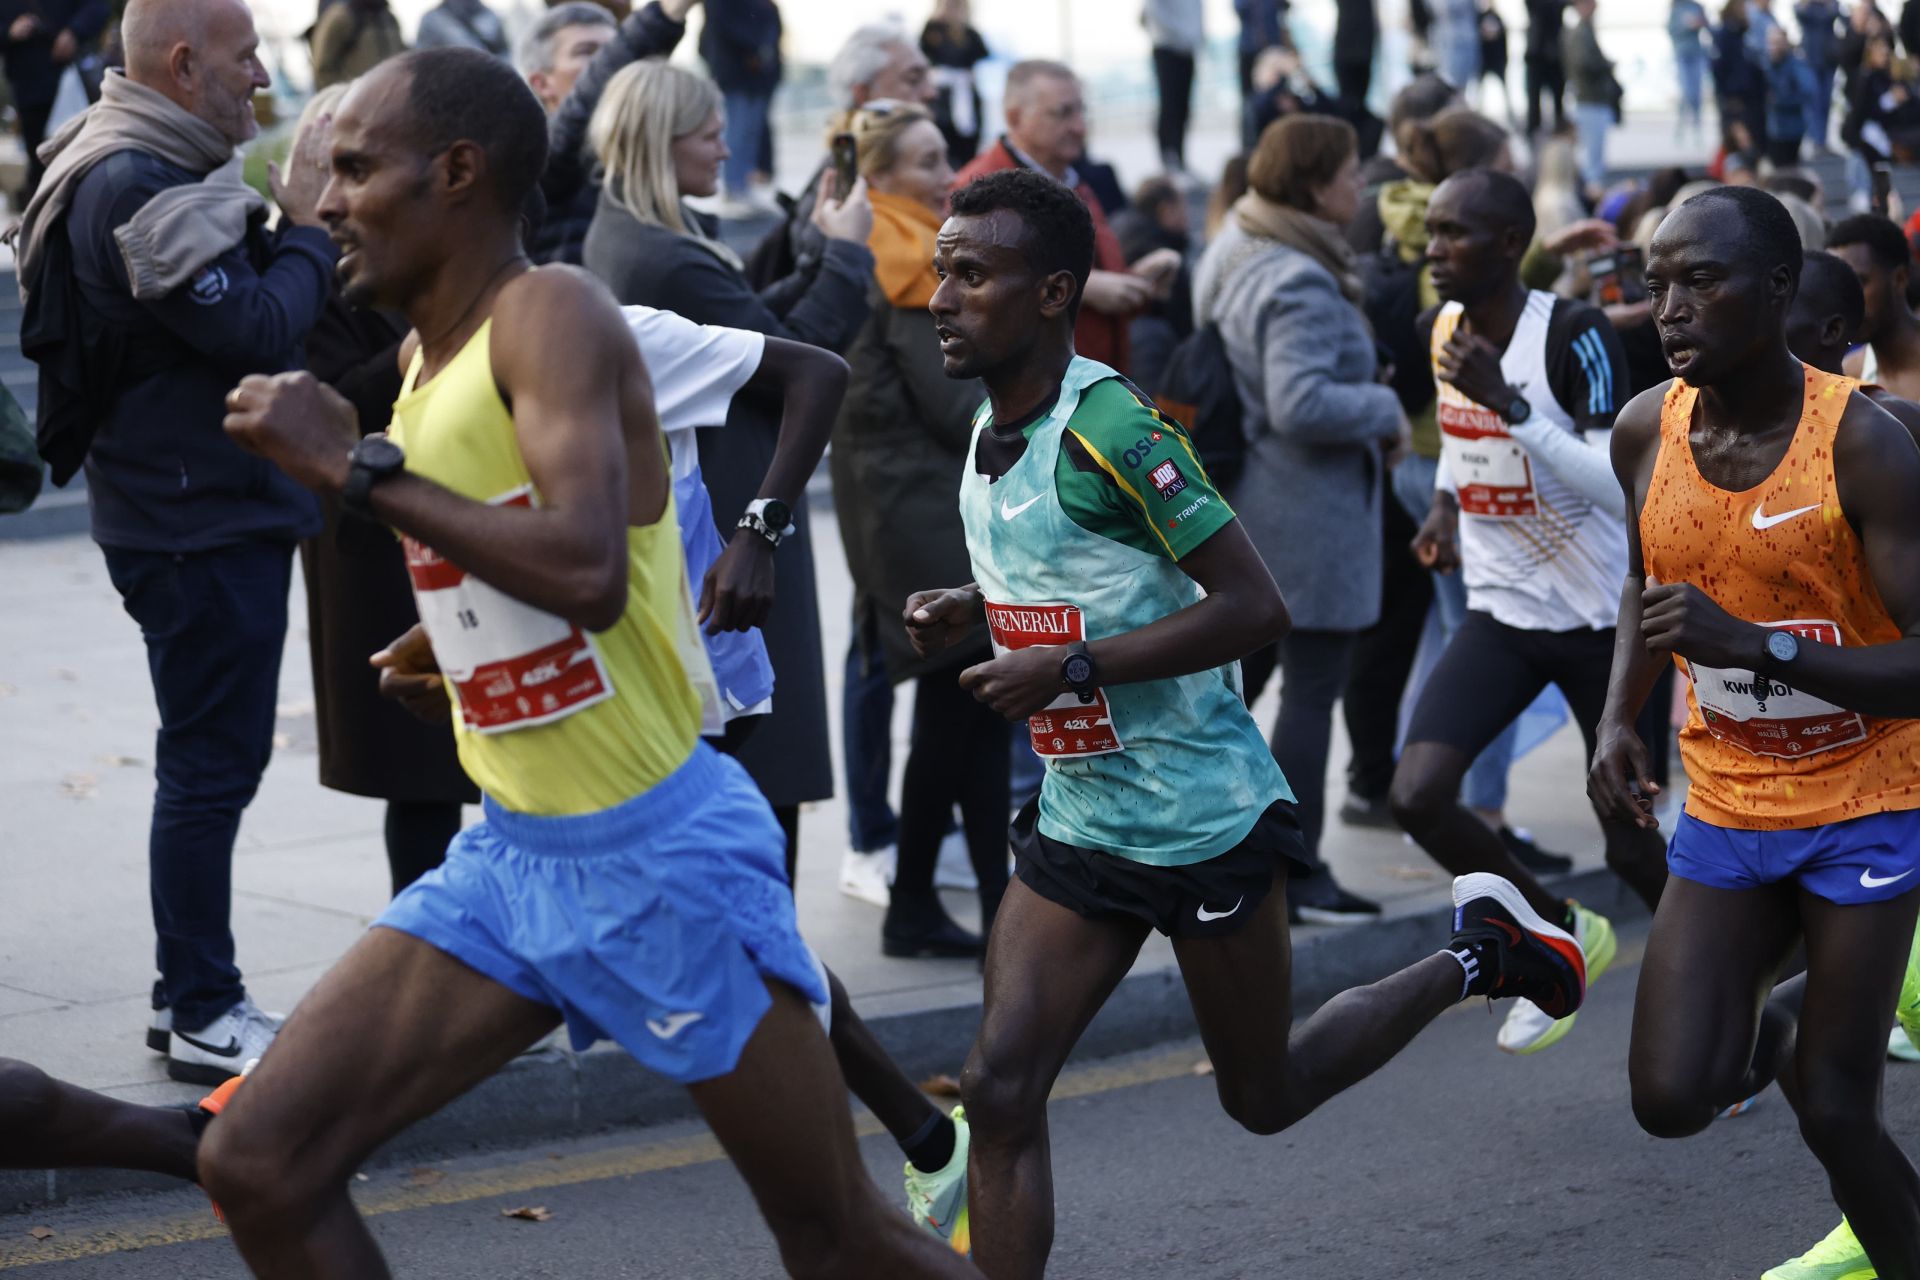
[
  {"x1": 168, "y1": 998, "x2": 282, "y2": 1086},
  {"x1": 148, "y1": 1006, "x2": 171, "y2": 1053},
  {"x1": 839, "y1": 846, "x2": 896, "y2": 908},
  {"x1": 935, "y1": 830, "x2": 978, "y2": 891},
  {"x1": 1892, "y1": 1023, "x2": 1920, "y2": 1062}
]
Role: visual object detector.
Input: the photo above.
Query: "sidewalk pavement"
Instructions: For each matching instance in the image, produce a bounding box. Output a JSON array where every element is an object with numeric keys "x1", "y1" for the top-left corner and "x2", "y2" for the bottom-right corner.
[{"x1": 0, "y1": 503, "x2": 1663, "y2": 1209}]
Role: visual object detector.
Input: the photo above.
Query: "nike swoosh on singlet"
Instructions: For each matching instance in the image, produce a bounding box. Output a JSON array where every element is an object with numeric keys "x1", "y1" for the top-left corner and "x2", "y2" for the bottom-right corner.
[
  {"x1": 1861, "y1": 868, "x2": 1915, "y2": 889},
  {"x1": 1000, "y1": 493, "x2": 1045, "y2": 520},
  {"x1": 1750, "y1": 502, "x2": 1821, "y2": 530}
]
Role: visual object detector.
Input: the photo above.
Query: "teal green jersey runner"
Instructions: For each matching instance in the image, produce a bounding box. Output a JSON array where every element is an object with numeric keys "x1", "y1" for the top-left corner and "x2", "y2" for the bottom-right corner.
[{"x1": 959, "y1": 356, "x2": 1292, "y2": 867}]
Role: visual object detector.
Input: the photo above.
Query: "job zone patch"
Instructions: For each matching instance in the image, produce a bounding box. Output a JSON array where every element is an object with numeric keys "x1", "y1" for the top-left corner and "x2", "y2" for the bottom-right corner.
[{"x1": 1147, "y1": 458, "x2": 1188, "y2": 501}]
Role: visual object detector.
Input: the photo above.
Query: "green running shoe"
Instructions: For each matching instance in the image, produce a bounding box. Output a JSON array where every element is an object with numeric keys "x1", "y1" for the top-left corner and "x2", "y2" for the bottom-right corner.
[
  {"x1": 1893, "y1": 922, "x2": 1920, "y2": 1058},
  {"x1": 1762, "y1": 1218, "x2": 1874, "y2": 1279},
  {"x1": 904, "y1": 1106, "x2": 971, "y2": 1256},
  {"x1": 1496, "y1": 900, "x2": 1616, "y2": 1055}
]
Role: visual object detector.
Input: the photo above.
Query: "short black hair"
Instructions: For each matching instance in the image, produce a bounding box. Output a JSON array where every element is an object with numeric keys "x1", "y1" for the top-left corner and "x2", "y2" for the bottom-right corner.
[
  {"x1": 394, "y1": 47, "x2": 549, "y2": 215},
  {"x1": 949, "y1": 169, "x2": 1095, "y2": 314},
  {"x1": 1799, "y1": 249, "x2": 1866, "y2": 336},
  {"x1": 1442, "y1": 166, "x2": 1537, "y2": 242},
  {"x1": 1673, "y1": 186, "x2": 1804, "y2": 293},
  {"x1": 1828, "y1": 212, "x2": 1913, "y2": 274}
]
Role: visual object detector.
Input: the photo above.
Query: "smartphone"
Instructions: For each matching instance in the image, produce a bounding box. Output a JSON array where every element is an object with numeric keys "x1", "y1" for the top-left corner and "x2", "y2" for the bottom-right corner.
[
  {"x1": 1874, "y1": 164, "x2": 1893, "y2": 217},
  {"x1": 1589, "y1": 245, "x2": 1647, "y2": 307},
  {"x1": 830, "y1": 132, "x2": 858, "y2": 201}
]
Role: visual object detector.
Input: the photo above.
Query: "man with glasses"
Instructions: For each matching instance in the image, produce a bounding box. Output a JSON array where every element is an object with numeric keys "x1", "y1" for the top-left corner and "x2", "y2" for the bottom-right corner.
[{"x1": 954, "y1": 60, "x2": 1166, "y2": 376}]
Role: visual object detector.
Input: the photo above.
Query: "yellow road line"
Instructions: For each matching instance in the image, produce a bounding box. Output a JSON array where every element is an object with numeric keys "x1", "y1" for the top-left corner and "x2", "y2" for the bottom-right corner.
[{"x1": 0, "y1": 1046, "x2": 1210, "y2": 1268}]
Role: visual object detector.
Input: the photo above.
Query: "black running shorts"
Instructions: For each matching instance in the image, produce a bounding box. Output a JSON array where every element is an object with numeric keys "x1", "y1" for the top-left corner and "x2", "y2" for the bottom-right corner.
[
  {"x1": 1011, "y1": 799, "x2": 1311, "y2": 938},
  {"x1": 1402, "y1": 610, "x2": 1615, "y2": 762}
]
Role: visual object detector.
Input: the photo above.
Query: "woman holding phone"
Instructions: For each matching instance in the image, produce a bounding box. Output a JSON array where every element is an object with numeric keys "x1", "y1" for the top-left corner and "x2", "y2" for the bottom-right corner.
[{"x1": 828, "y1": 101, "x2": 1009, "y2": 958}]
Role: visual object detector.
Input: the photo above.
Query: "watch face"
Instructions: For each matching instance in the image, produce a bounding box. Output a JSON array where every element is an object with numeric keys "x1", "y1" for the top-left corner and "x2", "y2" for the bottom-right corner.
[
  {"x1": 1063, "y1": 653, "x2": 1094, "y2": 685},
  {"x1": 1767, "y1": 630, "x2": 1799, "y2": 663},
  {"x1": 1506, "y1": 398, "x2": 1531, "y2": 424},
  {"x1": 761, "y1": 499, "x2": 792, "y2": 531},
  {"x1": 357, "y1": 435, "x2": 406, "y2": 472}
]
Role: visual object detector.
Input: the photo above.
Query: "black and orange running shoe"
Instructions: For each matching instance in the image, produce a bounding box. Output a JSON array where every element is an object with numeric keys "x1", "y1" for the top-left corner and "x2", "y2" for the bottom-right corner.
[{"x1": 1449, "y1": 873, "x2": 1587, "y2": 1019}]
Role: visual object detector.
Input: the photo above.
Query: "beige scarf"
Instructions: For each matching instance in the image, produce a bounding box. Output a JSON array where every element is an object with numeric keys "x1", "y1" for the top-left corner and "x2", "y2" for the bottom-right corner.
[
  {"x1": 1232, "y1": 191, "x2": 1366, "y2": 311},
  {"x1": 13, "y1": 71, "x2": 262, "y2": 303}
]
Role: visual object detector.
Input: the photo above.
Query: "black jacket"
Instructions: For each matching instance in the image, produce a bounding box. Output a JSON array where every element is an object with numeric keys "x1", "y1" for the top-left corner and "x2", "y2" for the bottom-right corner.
[
  {"x1": 582, "y1": 196, "x2": 872, "y2": 806},
  {"x1": 66, "y1": 148, "x2": 333, "y2": 550},
  {"x1": 0, "y1": 0, "x2": 106, "y2": 107},
  {"x1": 532, "y1": 0, "x2": 688, "y2": 265}
]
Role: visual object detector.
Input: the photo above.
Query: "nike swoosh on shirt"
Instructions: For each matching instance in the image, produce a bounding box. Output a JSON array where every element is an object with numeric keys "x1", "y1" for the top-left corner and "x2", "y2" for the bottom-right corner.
[
  {"x1": 1000, "y1": 493, "x2": 1045, "y2": 520},
  {"x1": 646, "y1": 1011, "x2": 705, "y2": 1040},
  {"x1": 1750, "y1": 502, "x2": 1821, "y2": 530},
  {"x1": 1861, "y1": 867, "x2": 1915, "y2": 889},
  {"x1": 1196, "y1": 897, "x2": 1243, "y2": 922}
]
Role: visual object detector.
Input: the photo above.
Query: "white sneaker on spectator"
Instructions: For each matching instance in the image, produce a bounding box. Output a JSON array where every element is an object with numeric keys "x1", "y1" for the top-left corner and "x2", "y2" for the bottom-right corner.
[
  {"x1": 168, "y1": 998, "x2": 282, "y2": 1086},
  {"x1": 935, "y1": 830, "x2": 978, "y2": 891},
  {"x1": 840, "y1": 845, "x2": 896, "y2": 908}
]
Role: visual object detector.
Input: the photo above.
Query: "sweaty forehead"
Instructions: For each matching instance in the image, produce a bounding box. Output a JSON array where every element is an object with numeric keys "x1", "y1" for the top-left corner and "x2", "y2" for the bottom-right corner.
[
  {"x1": 333, "y1": 67, "x2": 417, "y2": 155},
  {"x1": 937, "y1": 211, "x2": 1033, "y2": 265},
  {"x1": 1649, "y1": 203, "x2": 1729, "y2": 268}
]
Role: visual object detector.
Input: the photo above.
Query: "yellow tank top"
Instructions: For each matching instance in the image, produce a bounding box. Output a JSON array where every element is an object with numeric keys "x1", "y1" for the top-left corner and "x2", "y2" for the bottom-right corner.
[
  {"x1": 1642, "y1": 366, "x2": 1920, "y2": 829},
  {"x1": 386, "y1": 318, "x2": 703, "y2": 816}
]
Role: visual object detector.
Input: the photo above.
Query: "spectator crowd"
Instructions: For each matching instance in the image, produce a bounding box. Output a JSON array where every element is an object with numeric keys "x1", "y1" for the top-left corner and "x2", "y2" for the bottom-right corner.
[{"x1": 12, "y1": 0, "x2": 1920, "y2": 1087}]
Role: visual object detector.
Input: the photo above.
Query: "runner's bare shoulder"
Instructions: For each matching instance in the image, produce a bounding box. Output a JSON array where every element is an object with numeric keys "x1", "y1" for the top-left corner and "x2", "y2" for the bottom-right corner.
[{"x1": 1609, "y1": 379, "x2": 1672, "y2": 480}]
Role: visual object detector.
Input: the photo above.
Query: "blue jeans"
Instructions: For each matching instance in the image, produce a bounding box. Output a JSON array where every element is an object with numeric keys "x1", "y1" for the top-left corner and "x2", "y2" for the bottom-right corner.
[
  {"x1": 1676, "y1": 48, "x2": 1707, "y2": 128},
  {"x1": 102, "y1": 540, "x2": 293, "y2": 1030},
  {"x1": 842, "y1": 631, "x2": 898, "y2": 853},
  {"x1": 722, "y1": 90, "x2": 772, "y2": 197},
  {"x1": 1575, "y1": 101, "x2": 1613, "y2": 189}
]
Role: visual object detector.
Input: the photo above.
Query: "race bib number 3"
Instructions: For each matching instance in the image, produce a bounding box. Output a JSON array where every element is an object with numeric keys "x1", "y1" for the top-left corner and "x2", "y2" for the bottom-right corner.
[
  {"x1": 1687, "y1": 619, "x2": 1868, "y2": 759},
  {"x1": 983, "y1": 600, "x2": 1124, "y2": 758},
  {"x1": 1439, "y1": 400, "x2": 1536, "y2": 518},
  {"x1": 402, "y1": 487, "x2": 616, "y2": 735}
]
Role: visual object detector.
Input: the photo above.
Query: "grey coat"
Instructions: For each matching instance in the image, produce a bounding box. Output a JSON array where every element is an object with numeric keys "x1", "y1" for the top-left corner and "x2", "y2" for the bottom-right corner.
[{"x1": 1194, "y1": 221, "x2": 1403, "y2": 633}]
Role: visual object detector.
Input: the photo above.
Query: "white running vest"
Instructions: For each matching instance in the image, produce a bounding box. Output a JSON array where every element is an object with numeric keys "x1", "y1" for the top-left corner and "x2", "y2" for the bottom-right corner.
[{"x1": 1431, "y1": 290, "x2": 1627, "y2": 631}]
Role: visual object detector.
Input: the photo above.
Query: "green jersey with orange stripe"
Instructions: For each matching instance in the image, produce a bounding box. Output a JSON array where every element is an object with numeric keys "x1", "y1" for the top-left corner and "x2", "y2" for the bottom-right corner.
[{"x1": 971, "y1": 375, "x2": 1234, "y2": 562}]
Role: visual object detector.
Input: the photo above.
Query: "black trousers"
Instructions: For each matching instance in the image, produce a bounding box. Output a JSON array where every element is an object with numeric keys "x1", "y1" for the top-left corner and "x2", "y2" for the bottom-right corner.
[
  {"x1": 1153, "y1": 46, "x2": 1196, "y2": 165},
  {"x1": 19, "y1": 102, "x2": 51, "y2": 200},
  {"x1": 1525, "y1": 55, "x2": 1565, "y2": 133},
  {"x1": 1342, "y1": 496, "x2": 1433, "y2": 802},
  {"x1": 1335, "y1": 54, "x2": 1374, "y2": 105}
]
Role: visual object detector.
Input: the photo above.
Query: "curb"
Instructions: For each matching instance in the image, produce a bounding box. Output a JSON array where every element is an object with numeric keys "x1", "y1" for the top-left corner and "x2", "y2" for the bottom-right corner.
[{"x1": 0, "y1": 867, "x2": 1647, "y2": 1212}]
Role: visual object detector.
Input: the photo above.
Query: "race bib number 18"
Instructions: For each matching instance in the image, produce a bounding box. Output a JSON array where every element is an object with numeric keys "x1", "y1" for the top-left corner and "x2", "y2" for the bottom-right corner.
[
  {"x1": 983, "y1": 601, "x2": 1124, "y2": 758},
  {"x1": 403, "y1": 487, "x2": 616, "y2": 735}
]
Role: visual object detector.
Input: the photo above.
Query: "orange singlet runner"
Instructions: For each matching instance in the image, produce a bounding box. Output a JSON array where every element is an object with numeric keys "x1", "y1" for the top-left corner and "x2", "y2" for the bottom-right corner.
[{"x1": 1641, "y1": 365, "x2": 1920, "y2": 841}]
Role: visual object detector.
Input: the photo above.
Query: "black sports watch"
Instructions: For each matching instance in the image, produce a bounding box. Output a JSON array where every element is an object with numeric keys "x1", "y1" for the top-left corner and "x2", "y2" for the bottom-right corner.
[
  {"x1": 341, "y1": 434, "x2": 405, "y2": 518},
  {"x1": 737, "y1": 498, "x2": 794, "y2": 548},
  {"x1": 1504, "y1": 392, "x2": 1532, "y2": 425},
  {"x1": 1061, "y1": 641, "x2": 1097, "y2": 705}
]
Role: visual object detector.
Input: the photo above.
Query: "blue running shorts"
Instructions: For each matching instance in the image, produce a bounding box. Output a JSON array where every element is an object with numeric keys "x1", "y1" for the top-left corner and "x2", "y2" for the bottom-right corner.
[
  {"x1": 1668, "y1": 807, "x2": 1920, "y2": 905},
  {"x1": 375, "y1": 742, "x2": 829, "y2": 1084}
]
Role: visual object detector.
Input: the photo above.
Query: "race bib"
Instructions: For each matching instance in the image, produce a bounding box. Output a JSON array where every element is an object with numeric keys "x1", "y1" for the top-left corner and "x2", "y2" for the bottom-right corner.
[
  {"x1": 983, "y1": 601, "x2": 1124, "y2": 758},
  {"x1": 403, "y1": 487, "x2": 616, "y2": 735},
  {"x1": 1685, "y1": 619, "x2": 1868, "y2": 759},
  {"x1": 1439, "y1": 398, "x2": 1537, "y2": 518}
]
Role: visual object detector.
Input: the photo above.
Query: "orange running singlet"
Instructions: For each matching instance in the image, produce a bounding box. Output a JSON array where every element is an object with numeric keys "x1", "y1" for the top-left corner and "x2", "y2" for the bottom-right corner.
[{"x1": 1642, "y1": 366, "x2": 1920, "y2": 830}]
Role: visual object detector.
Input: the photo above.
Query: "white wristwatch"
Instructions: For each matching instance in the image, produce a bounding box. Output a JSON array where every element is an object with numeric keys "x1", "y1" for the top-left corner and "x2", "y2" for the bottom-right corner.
[{"x1": 738, "y1": 497, "x2": 796, "y2": 548}]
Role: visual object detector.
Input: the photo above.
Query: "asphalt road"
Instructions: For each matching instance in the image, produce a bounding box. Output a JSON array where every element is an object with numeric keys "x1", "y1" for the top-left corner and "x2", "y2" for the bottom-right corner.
[{"x1": 2, "y1": 934, "x2": 1910, "y2": 1279}]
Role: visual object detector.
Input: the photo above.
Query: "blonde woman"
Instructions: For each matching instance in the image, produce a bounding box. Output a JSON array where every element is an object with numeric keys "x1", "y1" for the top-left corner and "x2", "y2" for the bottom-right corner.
[
  {"x1": 827, "y1": 101, "x2": 1010, "y2": 958},
  {"x1": 581, "y1": 59, "x2": 873, "y2": 876}
]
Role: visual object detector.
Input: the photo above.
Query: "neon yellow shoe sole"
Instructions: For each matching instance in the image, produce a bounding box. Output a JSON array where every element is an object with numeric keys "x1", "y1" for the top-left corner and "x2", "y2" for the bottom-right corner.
[{"x1": 1761, "y1": 1217, "x2": 1875, "y2": 1279}]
